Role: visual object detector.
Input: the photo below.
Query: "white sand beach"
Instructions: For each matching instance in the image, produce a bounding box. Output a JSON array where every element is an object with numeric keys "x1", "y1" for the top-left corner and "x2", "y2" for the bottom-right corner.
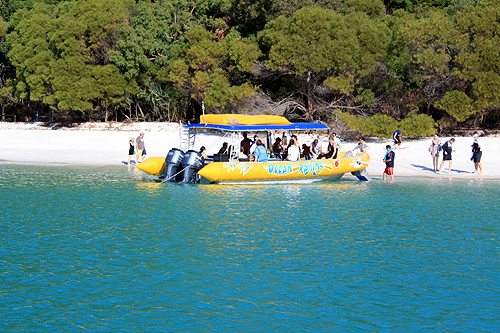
[{"x1": 1, "y1": 121, "x2": 498, "y2": 180}]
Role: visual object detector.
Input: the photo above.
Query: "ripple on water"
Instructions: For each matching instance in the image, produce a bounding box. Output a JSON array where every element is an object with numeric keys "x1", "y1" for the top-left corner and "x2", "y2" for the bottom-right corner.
[{"x1": 0, "y1": 166, "x2": 499, "y2": 331}]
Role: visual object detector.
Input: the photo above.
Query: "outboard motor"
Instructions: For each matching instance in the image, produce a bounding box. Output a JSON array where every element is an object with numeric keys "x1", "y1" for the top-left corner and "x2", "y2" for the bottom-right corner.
[
  {"x1": 181, "y1": 150, "x2": 204, "y2": 183},
  {"x1": 164, "y1": 148, "x2": 184, "y2": 182}
]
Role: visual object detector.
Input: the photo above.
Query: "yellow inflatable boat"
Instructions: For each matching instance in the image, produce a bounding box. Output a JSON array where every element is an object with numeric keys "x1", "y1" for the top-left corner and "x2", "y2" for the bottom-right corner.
[
  {"x1": 197, "y1": 153, "x2": 370, "y2": 183},
  {"x1": 136, "y1": 114, "x2": 372, "y2": 183}
]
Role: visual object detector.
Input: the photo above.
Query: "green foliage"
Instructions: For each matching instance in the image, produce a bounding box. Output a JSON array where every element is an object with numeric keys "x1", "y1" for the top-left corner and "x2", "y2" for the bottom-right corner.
[
  {"x1": 0, "y1": 0, "x2": 498, "y2": 129},
  {"x1": 400, "y1": 113, "x2": 437, "y2": 136},
  {"x1": 167, "y1": 26, "x2": 261, "y2": 108},
  {"x1": 6, "y1": 0, "x2": 137, "y2": 118},
  {"x1": 260, "y1": 6, "x2": 390, "y2": 79},
  {"x1": 397, "y1": 8, "x2": 468, "y2": 115},
  {"x1": 435, "y1": 90, "x2": 475, "y2": 122},
  {"x1": 336, "y1": 111, "x2": 397, "y2": 138},
  {"x1": 259, "y1": 4, "x2": 390, "y2": 112},
  {"x1": 0, "y1": 18, "x2": 7, "y2": 37},
  {"x1": 456, "y1": 0, "x2": 500, "y2": 110},
  {"x1": 343, "y1": 0, "x2": 386, "y2": 18},
  {"x1": 355, "y1": 88, "x2": 376, "y2": 107},
  {"x1": 337, "y1": 110, "x2": 436, "y2": 138}
]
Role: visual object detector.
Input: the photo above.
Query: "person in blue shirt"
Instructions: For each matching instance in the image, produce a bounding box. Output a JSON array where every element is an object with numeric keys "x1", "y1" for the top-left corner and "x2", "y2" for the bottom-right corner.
[
  {"x1": 383, "y1": 145, "x2": 395, "y2": 181},
  {"x1": 252, "y1": 139, "x2": 268, "y2": 162},
  {"x1": 438, "y1": 138, "x2": 455, "y2": 173},
  {"x1": 393, "y1": 130, "x2": 402, "y2": 149}
]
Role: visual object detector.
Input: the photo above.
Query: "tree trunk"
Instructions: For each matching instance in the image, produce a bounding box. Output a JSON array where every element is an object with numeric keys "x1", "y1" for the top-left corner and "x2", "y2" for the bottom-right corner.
[
  {"x1": 307, "y1": 71, "x2": 312, "y2": 121},
  {"x1": 137, "y1": 103, "x2": 145, "y2": 119}
]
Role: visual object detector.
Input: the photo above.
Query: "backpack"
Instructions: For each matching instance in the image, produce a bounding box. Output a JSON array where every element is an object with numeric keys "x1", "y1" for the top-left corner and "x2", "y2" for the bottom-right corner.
[{"x1": 438, "y1": 142, "x2": 445, "y2": 152}]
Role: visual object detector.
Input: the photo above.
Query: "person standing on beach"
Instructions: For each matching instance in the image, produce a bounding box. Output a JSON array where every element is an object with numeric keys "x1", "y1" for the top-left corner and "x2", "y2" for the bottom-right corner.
[
  {"x1": 127, "y1": 137, "x2": 135, "y2": 165},
  {"x1": 135, "y1": 132, "x2": 147, "y2": 164},
  {"x1": 438, "y1": 138, "x2": 455, "y2": 173},
  {"x1": 383, "y1": 145, "x2": 395, "y2": 181},
  {"x1": 429, "y1": 134, "x2": 441, "y2": 171},
  {"x1": 393, "y1": 130, "x2": 402, "y2": 149},
  {"x1": 471, "y1": 134, "x2": 483, "y2": 174}
]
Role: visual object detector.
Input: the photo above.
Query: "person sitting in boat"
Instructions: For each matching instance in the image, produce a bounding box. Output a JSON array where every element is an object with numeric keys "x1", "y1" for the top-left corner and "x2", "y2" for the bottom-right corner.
[
  {"x1": 241, "y1": 132, "x2": 252, "y2": 156},
  {"x1": 291, "y1": 135, "x2": 301, "y2": 151},
  {"x1": 350, "y1": 137, "x2": 368, "y2": 154},
  {"x1": 248, "y1": 134, "x2": 259, "y2": 156},
  {"x1": 199, "y1": 146, "x2": 208, "y2": 159},
  {"x1": 239, "y1": 147, "x2": 249, "y2": 160},
  {"x1": 251, "y1": 140, "x2": 268, "y2": 162},
  {"x1": 310, "y1": 139, "x2": 320, "y2": 159},
  {"x1": 302, "y1": 144, "x2": 312, "y2": 160},
  {"x1": 218, "y1": 142, "x2": 229, "y2": 154},
  {"x1": 272, "y1": 137, "x2": 284, "y2": 159},
  {"x1": 285, "y1": 138, "x2": 300, "y2": 161},
  {"x1": 228, "y1": 145, "x2": 239, "y2": 160},
  {"x1": 318, "y1": 135, "x2": 338, "y2": 159}
]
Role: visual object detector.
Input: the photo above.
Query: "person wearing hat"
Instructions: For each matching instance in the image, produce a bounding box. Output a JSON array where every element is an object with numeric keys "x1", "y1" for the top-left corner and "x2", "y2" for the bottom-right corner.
[
  {"x1": 135, "y1": 132, "x2": 147, "y2": 164},
  {"x1": 471, "y1": 133, "x2": 483, "y2": 174}
]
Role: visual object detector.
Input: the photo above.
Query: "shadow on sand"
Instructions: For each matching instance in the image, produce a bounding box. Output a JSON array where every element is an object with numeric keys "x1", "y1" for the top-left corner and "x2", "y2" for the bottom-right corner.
[{"x1": 411, "y1": 164, "x2": 470, "y2": 174}]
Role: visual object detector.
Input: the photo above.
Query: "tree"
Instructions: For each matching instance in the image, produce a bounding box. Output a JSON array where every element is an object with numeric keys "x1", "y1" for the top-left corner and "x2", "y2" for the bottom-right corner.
[
  {"x1": 167, "y1": 26, "x2": 261, "y2": 110},
  {"x1": 109, "y1": 1, "x2": 198, "y2": 121},
  {"x1": 7, "y1": 0, "x2": 138, "y2": 120},
  {"x1": 400, "y1": 8, "x2": 467, "y2": 116},
  {"x1": 259, "y1": 5, "x2": 390, "y2": 120},
  {"x1": 451, "y1": 0, "x2": 500, "y2": 124}
]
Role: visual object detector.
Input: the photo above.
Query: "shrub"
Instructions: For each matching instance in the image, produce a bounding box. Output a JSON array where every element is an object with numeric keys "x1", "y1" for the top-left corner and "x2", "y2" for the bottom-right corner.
[{"x1": 336, "y1": 110, "x2": 436, "y2": 138}]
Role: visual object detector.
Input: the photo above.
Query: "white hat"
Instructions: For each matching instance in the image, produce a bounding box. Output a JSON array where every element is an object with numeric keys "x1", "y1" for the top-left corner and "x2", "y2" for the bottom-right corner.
[{"x1": 473, "y1": 133, "x2": 479, "y2": 138}]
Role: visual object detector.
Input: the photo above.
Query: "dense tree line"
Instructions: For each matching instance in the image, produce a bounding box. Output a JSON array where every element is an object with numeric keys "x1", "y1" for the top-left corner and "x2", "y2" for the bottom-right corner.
[{"x1": 0, "y1": 0, "x2": 499, "y2": 137}]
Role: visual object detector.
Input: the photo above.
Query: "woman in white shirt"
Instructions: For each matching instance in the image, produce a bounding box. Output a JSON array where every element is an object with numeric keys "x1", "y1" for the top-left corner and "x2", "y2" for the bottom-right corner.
[{"x1": 286, "y1": 138, "x2": 300, "y2": 161}]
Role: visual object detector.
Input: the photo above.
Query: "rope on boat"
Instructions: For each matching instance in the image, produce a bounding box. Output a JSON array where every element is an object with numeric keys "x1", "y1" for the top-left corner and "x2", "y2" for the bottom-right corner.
[{"x1": 147, "y1": 165, "x2": 191, "y2": 188}]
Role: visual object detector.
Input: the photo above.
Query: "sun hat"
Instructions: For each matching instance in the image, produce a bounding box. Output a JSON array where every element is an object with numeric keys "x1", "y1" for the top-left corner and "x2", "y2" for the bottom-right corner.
[{"x1": 473, "y1": 133, "x2": 479, "y2": 137}]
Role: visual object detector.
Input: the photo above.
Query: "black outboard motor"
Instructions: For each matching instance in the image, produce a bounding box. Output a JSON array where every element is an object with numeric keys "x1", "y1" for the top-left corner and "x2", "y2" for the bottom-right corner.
[
  {"x1": 164, "y1": 148, "x2": 184, "y2": 182},
  {"x1": 181, "y1": 150, "x2": 204, "y2": 183}
]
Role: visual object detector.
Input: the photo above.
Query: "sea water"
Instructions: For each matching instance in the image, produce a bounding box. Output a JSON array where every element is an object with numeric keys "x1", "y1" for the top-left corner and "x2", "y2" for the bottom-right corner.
[{"x1": 1, "y1": 164, "x2": 499, "y2": 331}]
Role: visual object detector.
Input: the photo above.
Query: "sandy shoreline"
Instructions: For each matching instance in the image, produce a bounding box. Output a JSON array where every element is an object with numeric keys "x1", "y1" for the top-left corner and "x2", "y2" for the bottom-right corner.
[{"x1": 1, "y1": 122, "x2": 498, "y2": 181}]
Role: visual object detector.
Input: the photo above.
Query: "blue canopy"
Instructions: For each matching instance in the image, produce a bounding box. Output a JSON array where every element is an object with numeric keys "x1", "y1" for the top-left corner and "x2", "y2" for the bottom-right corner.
[{"x1": 186, "y1": 122, "x2": 329, "y2": 132}]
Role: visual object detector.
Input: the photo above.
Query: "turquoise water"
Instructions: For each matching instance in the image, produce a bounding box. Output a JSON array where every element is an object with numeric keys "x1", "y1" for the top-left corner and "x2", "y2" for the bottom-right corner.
[{"x1": 1, "y1": 164, "x2": 499, "y2": 331}]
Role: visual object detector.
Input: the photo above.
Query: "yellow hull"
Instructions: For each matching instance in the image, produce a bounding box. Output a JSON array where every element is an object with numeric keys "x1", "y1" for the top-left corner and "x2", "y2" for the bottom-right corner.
[
  {"x1": 136, "y1": 157, "x2": 166, "y2": 175},
  {"x1": 197, "y1": 153, "x2": 370, "y2": 183}
]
